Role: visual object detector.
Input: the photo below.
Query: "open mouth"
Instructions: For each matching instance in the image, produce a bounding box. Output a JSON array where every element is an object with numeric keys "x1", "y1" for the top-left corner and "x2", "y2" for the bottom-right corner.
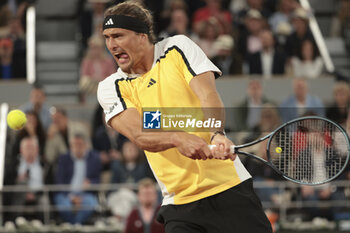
[{"x1": 115, "y1": 52, "x2": 129, "y2": 64}]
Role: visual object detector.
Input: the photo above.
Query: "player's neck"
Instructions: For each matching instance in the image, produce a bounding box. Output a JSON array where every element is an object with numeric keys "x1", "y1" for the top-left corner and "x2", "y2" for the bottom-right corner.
[{"x1": 130, "y1": 44, "x2": 155, "y2": 75}]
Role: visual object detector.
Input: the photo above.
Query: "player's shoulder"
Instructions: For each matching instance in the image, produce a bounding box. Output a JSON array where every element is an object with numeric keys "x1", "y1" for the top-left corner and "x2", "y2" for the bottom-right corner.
[
  {"x1": 97, "y1": 70, "x2": 128, "y2": 99},
  {"x1": 98, "y1": 70, "x2": 125, "y2": 89},
  {"x1": 163, "y1": 34, "x2": 193, "y2": 45},
  {"x1": 156, "y1": 35, "x2": 196, "y2": 53}
]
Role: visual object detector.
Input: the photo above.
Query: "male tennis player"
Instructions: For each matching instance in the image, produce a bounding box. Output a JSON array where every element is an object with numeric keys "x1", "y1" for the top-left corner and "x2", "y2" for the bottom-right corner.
[{"x1": 97, "y1": 1, "x2": 272, "y2": 232}]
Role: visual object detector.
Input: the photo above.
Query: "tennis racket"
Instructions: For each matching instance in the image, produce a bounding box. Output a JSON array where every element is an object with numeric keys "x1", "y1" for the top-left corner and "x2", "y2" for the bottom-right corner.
[{"x1": 209, "y1": 116, "x2": 350, "y2": 185}]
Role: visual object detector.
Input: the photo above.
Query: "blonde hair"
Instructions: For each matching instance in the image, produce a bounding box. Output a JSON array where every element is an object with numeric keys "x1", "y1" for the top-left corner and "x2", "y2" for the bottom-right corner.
[
  {"x1": 104, "y1": 0, "x2": 156, "y2": 43},
  {"x1": 138, "y1": 178, "x2": 156, "y2": 190},
  {"x1": 333, "y1": 81, "x2": 350, "y2": 95}
]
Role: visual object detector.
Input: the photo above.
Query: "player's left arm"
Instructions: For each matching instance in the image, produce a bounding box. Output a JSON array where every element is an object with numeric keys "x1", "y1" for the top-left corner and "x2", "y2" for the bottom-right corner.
[{"x1": 189, "y1": 71, "x2": 236, "y2": 161}]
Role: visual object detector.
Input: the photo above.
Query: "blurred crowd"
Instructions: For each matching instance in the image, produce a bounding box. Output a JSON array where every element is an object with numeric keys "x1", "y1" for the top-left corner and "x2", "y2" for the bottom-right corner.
[
  {"x1": 0, "y1": 0, "x2": 349, "y2": 82},
  {"x1": 234, "y1": 77, "x2": 350, "y2": 221},
  {"x1": 3, "y1": 77, "x2": 350, "y2": 229},
  {"x1": 0, "y1": 0, "x2": 28, "y2": 79},
  {"x1": 78, "y1": 0, "x2": 350, "y2": 99},
  {"x1": 1, "y1": 0, "x2": 350, "y2": 231},
  {"x1": 4, "y1": 83, "x2": 159, "y2": 230}
]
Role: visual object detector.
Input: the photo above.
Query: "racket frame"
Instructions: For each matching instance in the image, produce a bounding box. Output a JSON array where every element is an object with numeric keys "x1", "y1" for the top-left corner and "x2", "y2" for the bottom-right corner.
[{"x1": 234, "y1": 116, "x2": 350, "y2": 185}]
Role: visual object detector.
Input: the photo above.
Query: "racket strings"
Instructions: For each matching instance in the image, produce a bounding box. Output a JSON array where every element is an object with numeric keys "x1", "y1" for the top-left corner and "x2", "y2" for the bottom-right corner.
[{"x1": 269, "y1": 119, "x2": 349, "y2": 184}]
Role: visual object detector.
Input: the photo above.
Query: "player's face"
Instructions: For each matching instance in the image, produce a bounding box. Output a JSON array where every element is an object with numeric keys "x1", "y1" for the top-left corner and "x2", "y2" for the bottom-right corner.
[{"x1": 103, "y1": 28, "x2": 145, "y2": 73}]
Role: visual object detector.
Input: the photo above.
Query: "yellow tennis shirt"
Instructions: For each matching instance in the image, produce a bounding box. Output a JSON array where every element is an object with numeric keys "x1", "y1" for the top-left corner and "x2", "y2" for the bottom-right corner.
[{"x1": 98, "y1": 35, "x2": 251, "y2": 205}]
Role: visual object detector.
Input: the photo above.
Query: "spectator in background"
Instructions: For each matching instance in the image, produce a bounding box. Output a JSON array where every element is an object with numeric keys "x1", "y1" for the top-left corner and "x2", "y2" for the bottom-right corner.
[
  {"x1": 247, "y1": 29, "x2": 287, "y2": 77},
  {"x1": 300, "y1": 184, "x2": 333, "y2": 220},
  {"x1": 291, "y1": 40, "x2": 323, "y2": 79},
  {"x1": 93, "y1": 117, "x2": 127, "y2": 171},
  {"x1": 54, "y1": 134, "x2": 101, "y2": 225},
  {"x1": 125, "y1": 178, "x2": 164, "y2": 233},
  {"x1": 229, "y1": 0, "x2": 247, "y2": 14},
  {"x1": 235, "y1": 79, "x2": 272, "y2": 131},
  {"x1": 330, "y1": 113, "x2": 350, "y2": 220},
  {"x1": 159, "y1": 8, "x2": 192, "y2": 38},
  {"x1": 330, "y1": 0, "x2": 350, "y2": 38},
  {"x1": 0, "y1": 4, "x2": 26, "y2": 79},
  {"x1": 79, "y1": 34, "x2": 116, "y2": 101},
  {"x1": 192, "y1": 18, "x2": 220, "y2": 59},
  {"x1": 8, "y1": 16, "x2": 26, "y2": 78},
  {"x1": 268, "y1": 0, "x2": 298, "y2": 34},
  {"x1": 159, "y1": 0, "x2": 189, "y2": 36},
  {"x1": 12, "y1": 111, "x2": 46, "y2": 162},
  {"x1": 92, "y1": 108, "x2": 128, "y2": 185},
  {"x1": 236, "y1": 0, "x2": 270, "y2": 26},
  {"x1": 0, "y1": 37, "x2": 13, "y2": 79},
  {"x1": 211, "y1": 34, "x2": 243, "y2": 75},
  {"x1": 326, "y1": 81, "x2": 350, "y2": 126},
  {"x1": 237, "y1": 9, "x2": 266, "y2": 58},
  {"x1": 0, "y1": 4, "x2": 12, "y2": 30},
  {"x1": 279, "y1": 78, "x2": 325, "y2": 122},
  {"x1": 20, "y1": 84, "x2": 52, "y2": 132},
  {"x1": 111, "y1": 140, "x2": 152, "y2": 184},
  {"x1": 12, "y1": 137, "x2": 48, "y2": 221},
  {"x1": 192, "y1": 0, "x2": 232, "y2": 35},
  {"x1": 0, "y1": 4, "x2": 13, "y2": 79},
  {"x1": 243, "y1": 103, "x2": 281, "y2": 143},
  {"x1": 285, "y1": 8, "x2": 317, "y2": 58},
  {"x1": 242, "y1": 104, "x2": 283, "y2": 228},
  {"x1": 45, "y1": 107, "x2": 90, "y2": 183},
  {"x1": 80, "y1": 0, "x2": 109, "y2": 49}
]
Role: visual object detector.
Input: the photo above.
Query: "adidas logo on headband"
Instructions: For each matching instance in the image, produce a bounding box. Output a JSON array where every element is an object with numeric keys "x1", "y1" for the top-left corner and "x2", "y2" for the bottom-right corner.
[
  {"x1": 103, "y1": 15, "x2": 149, "y2": 34},
  {"x1": 105, "y1": 18, "x2": 114, "y2": 26}
]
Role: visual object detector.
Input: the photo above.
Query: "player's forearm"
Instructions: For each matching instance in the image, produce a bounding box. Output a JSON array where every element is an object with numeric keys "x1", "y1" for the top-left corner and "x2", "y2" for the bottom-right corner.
[
  {"x1": 132, "y1": 131, "x2": 184, "y2": 152},
  {"x1": 199, "y1": 90, "x2": 226, "y2": 132},
  {"x1": 189, "y1": 72, "x2": 225, "y2": 131}
]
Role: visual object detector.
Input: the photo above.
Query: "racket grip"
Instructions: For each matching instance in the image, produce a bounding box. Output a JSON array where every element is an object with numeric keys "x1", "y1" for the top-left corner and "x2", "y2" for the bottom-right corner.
[{"x1": 208, "y1": 145, "x2": 235, "y2": 153}]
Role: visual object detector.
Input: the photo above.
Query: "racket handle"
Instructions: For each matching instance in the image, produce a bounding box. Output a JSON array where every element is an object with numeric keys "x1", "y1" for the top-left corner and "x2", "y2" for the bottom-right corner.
[{"x1": 208, "y1": 145, "x2": 235, "y2": 154}]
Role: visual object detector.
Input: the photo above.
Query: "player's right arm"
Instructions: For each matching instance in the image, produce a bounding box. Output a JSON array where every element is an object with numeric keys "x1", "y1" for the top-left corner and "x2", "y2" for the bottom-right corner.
[
  {"x1": 97, "y1": 76, "x2": 211, "y2": 160},
  {"x1": 109, "y1": 108, "x2": 210, "y2": 160}
]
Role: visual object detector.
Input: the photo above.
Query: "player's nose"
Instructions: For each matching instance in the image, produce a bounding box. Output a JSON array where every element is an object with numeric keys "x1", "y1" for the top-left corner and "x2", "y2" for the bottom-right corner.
[{"x1": 106, "y1": 38, "x2": 119, "y2": 51}]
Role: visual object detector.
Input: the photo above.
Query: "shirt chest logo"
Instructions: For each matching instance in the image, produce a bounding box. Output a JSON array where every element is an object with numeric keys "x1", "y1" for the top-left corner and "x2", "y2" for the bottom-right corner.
[{"x1": 147, "y1": 78, "x2": 157, "y2": 88}]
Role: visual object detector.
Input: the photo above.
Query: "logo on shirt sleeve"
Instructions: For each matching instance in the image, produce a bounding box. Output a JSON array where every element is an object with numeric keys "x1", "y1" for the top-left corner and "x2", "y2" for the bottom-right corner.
[
  {"x1": 106, "y1": 102, "x2": 119, "y2": 115},
  {"x1": 143, "y1": 110, "x2": 161, "y2": 129}
]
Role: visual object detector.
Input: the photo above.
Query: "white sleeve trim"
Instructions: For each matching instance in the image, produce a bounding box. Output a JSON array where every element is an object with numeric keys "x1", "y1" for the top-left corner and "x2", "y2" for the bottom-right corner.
[{"x1": 97, "y1": 73, "x2": 127, "y2": 126}]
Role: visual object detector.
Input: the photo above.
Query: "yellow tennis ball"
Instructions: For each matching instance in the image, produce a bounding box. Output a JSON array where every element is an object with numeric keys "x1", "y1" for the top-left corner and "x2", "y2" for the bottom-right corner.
[
  {"x1": 7, "y1": 109, "x2": 27, "y2": 130},
  {"x1": 275, "y1": 147, "x2": 282, "y2": 153}
]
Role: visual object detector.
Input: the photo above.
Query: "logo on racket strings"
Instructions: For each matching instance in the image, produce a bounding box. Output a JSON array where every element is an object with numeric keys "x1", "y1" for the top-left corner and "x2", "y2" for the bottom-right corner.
[{"x1": 143, "y1": 110, "x2": 161, "y2": 129}]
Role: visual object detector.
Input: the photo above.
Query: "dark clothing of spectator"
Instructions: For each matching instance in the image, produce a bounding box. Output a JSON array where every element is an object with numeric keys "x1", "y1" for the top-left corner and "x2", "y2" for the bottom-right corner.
[
  {"x1": 285, "y1": 30, "x2": 316, "y2": 58},
  {"x1": 326, "y1": 104, "x2": 349, "y2": 126},
  {"x1": 92, "y1": 125, "x2": 127, "y2": 152},
  {"x1": 125, "y1": 206, "x2": 164, "y2": 233},
  {"x1": 234, "y1": 97, "x2": 271, "y2": 131},
  {"x1": 55, "y1": 151, "x2": 101, "y2": 191},
  {"x1": 80, "y1": 10, "x2": 94, "y2": 49},
  {"x1": 54, "y1": 150, "x2": 101, "y2": 224},
  {"x1": 111, "y1": 159, "x2": 153, "y2": 184},
  {"x1": 247, "y1": 50, "x2": 287, "y2": 75},
  {"x1": 91, "y1": 105, "x2": 104, "y2": 140},
  {"x1": 11, "y1": 37, "x2": 26, "y2": 78},
  {"x1": 211, "y1": 53, "x2": 243, "y2": 75}
]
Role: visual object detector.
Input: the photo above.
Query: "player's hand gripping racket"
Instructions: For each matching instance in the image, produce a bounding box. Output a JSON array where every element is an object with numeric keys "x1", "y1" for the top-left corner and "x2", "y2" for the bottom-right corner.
[{"x1": 209, "y1": 116, "x2": 350, "y2": 185}]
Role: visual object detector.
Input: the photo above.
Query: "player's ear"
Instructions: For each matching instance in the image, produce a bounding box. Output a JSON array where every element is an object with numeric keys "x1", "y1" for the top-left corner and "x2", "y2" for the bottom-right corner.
[{"x1": 139, "y1": 33, "x2": 149, "y2": 43}]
